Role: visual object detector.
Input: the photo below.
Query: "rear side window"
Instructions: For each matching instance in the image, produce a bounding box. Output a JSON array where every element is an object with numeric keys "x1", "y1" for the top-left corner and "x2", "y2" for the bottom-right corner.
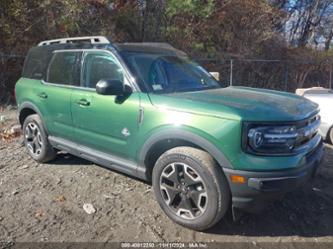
[
  {"x1": 47, "y1": 52, "x2": 81, "y2": 86},
  {"x1": 22, "y1": 47, "x2": 53, "y2": 80}
]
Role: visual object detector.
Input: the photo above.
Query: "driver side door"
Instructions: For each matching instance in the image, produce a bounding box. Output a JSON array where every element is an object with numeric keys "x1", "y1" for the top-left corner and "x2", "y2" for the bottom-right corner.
[{"x1": 71, "y1": 50, "x2": 140, "y2": 162}]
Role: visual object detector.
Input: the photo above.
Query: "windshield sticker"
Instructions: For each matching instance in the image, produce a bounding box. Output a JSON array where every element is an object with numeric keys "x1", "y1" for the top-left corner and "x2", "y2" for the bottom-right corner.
[{"x1": 152, "y1": 84, "x2": 163, "y2": 91}]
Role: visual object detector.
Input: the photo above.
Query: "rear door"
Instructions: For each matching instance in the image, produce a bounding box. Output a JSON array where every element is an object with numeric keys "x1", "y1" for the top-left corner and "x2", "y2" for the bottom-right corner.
[
  {"x1": 71, "y1": 50, "x2": 140, "y2": 161},
  {"x1": 40, "y1": 51, "x2": 81, "y2": 141}
]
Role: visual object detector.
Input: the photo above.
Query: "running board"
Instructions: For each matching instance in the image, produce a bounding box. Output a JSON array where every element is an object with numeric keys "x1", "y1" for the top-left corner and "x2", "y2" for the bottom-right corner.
[{"x1": 48, "y1": 136, "x2": 147, "y2": 180}]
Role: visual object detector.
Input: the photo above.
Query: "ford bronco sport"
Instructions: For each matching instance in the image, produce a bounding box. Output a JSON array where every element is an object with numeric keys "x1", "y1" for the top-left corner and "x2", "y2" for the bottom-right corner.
[{"x1": 15, "y1": 36, "x2": 323, "y2": 230}]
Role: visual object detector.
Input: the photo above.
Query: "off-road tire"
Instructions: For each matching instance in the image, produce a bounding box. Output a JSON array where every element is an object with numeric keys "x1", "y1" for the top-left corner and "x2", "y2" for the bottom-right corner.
[{"x1": 152, "y1": 146, "x2": 230, "y2": 231}]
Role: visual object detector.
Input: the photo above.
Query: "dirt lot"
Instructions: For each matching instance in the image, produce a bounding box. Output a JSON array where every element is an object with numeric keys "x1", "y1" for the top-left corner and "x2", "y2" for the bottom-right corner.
[{"x1": 0, "y1": 107, "x2": 333, "y2": 244}]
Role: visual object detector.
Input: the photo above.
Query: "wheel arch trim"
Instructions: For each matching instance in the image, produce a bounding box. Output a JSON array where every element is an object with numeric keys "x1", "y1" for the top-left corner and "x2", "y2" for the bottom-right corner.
[
  {"x1": 18, "y1": 102, "x2": 48, "y2": 132},
  {"x1": 137, "y1": 129, "x2": 233, "y2": 178}
]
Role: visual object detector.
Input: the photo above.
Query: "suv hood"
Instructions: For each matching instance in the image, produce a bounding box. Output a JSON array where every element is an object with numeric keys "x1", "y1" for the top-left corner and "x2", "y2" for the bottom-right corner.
[{"x1": 149, "y1": 86, "x2": 319, "y2": 121}]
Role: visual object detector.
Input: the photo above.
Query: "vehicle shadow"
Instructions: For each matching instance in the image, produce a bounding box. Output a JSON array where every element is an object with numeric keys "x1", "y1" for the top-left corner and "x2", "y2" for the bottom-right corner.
[
  {"x1": 208, "y1": 144, "x2": 333, "y2": 237},
  {"x1": 49, "y1": 152, "x2": 149, "y2": 183},
  {"x1": 51, "y1": 152, "x2": 92, "y2": 166}
]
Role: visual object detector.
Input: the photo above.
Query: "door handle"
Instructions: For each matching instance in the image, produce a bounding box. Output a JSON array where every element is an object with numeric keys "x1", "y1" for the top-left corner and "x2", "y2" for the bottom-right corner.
[
  {"x1": 37, "y1": 92, "x2": 48, "y2": 99},
  {"x1": 76, "y1": 99, "x2": 90, "y2": 106}
]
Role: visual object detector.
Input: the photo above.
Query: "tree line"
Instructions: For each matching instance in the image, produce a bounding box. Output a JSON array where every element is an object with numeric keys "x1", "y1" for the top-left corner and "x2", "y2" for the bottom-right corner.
[{"x1": 1, "y1": 0, "x2": 333, "y2": 103}]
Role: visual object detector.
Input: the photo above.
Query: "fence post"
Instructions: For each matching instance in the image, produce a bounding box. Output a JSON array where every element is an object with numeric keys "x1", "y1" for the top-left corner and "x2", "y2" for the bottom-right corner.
[
  {"x1": 329, "y1": 63, "x2": 332, "y2": 89},
  {"x1": 284, "y1": 63, "x2": 288, "y2": 91},
  {"x1": 230, "y1": 59, "x2": 233, "y2": 86}
]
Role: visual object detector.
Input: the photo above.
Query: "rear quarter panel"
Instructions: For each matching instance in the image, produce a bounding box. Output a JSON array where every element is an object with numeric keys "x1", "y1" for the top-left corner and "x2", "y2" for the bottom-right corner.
[
  {"x1": 16, "y1": 78, "x2": 46, "y2": 117},
  {"x1": 15, "y1": 78, "x2": 72, "y2": 139}
]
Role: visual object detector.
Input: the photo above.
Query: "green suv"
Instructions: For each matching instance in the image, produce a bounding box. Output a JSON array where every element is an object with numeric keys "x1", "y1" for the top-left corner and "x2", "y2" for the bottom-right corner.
[{"x1": 16, "y1": 36, "x2": 323, "y2": 230}]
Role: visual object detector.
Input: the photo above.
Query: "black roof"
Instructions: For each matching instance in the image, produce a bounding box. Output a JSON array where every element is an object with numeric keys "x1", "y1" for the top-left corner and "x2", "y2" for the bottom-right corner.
[
  {"x1": 22, "y1": 41, "x2": 187, "y2": 80},
  {"x1": 30, "y1": 41, "x2": 185, "y2": 56},
  {"x1": 35, "y1": 41, "x2": 185, "y2": 54},
  {"x1": 114, "y1": 42, "x2": 187, "y2": 56}
]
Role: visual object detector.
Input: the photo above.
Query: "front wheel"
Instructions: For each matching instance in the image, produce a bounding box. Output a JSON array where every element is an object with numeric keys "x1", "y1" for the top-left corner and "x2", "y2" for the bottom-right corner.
[{"x1": 152, "y1": 146, "x2": 230, "y2": 231}]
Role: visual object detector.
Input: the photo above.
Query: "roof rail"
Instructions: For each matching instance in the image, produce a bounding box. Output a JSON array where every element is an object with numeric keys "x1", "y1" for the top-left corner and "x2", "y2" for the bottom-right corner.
[{"x1": 38, "y1": 36, "x2": 110, "y2": 46}]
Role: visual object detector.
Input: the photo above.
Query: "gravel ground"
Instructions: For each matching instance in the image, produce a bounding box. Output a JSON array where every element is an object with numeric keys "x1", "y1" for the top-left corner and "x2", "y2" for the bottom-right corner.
[{"x1": 0, "y1": 107, "x2": 333, "y2": 244}]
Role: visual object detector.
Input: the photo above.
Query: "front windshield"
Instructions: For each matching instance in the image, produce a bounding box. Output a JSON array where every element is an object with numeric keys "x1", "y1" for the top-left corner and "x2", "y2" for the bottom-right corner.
[{"x1": 120, "y1": 51, "x2": 222, "y2": 93}]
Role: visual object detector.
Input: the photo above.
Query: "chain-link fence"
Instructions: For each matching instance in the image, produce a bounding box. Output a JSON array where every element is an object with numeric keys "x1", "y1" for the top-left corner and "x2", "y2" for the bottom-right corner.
[
  {"x1": 0, "y1": 53, "x2": 25, "y2": 104},
  {"x1": 197, "y1": 58, "x2": 333, "y2": 93}
]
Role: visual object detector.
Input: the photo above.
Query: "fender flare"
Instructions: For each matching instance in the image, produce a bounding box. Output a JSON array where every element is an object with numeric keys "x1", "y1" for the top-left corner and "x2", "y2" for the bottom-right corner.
[
  {"x1": 18, "y1": 102, "x2": 48, "y2": 131},
  {"x1": 138, "y1": 129, "x2": 233, "y2": 172}
]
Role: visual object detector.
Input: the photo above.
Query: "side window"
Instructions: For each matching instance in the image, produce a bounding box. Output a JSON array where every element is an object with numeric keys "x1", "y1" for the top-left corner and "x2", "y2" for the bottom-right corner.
[
  {"x1": 22, "y1": 47, "x2": 52, "y2": 80},
  {"x1": 47, "y1": 52, "x2": 81, "y2": 86},
  {"x1": 82, "y1": 51, "x2": 124, "y2": 88}
]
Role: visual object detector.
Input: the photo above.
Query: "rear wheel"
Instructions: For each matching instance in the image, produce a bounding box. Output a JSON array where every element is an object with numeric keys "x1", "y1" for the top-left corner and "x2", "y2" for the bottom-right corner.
[
  {"x1": 152, "y1": 146, "x2": 230, "y2": 231},
  {"x1": 23, "y1": 114, "x2": 56, "y2": 163}
]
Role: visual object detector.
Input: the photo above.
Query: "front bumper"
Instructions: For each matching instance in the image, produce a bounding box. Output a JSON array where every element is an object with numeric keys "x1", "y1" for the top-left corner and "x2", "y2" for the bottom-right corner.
[{"x1": 223, "y1": 141, "x2": 324, "y2": 214}]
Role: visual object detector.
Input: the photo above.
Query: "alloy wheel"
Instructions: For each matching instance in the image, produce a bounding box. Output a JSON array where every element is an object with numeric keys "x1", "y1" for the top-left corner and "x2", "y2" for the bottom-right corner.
[
  {"x1": 25, "y1": 122, "x2": 43, "y2": 156},
  {"x1": 159, "y1": 162, "x2": 208, "y2": 220}
]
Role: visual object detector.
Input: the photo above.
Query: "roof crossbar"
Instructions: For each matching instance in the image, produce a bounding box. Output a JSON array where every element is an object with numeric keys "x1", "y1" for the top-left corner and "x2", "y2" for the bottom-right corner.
[{"x1": 38, "y1": 36, "x2": 110, "y2": 46}]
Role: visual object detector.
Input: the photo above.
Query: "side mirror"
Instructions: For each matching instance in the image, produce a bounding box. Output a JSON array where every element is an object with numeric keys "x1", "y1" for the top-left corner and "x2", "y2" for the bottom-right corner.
[{"x1": 96, "y1": 79, "x2": 127, "y2": 96}]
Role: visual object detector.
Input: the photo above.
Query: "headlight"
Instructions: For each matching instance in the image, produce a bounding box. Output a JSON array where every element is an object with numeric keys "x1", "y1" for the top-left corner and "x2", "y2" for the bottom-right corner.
[
  {"x1": 243, "y1": 124, "x2": 299, "y2": 155},
  {"x1": 243, "y1": 116, "x2": 321, "y2": 155}
]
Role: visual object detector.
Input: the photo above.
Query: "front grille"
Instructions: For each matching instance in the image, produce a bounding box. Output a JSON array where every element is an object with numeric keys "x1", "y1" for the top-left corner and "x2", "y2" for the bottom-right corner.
[{"x1": 294, "y1": 115, "x2": 320, "y2": 150}]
